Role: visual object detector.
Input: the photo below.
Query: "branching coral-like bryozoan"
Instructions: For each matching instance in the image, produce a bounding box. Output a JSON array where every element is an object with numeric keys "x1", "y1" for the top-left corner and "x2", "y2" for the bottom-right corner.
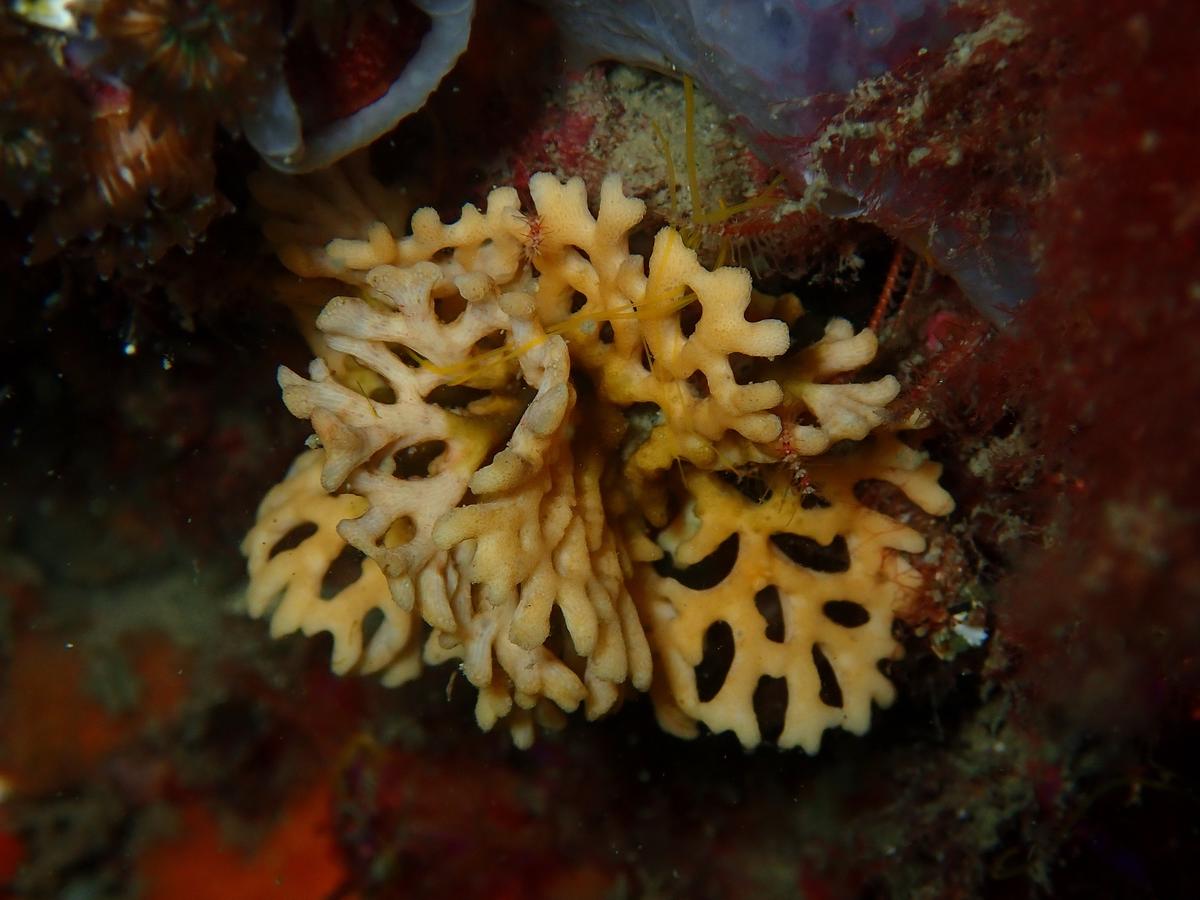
[
  {"x1": 244, "y1": 448, "x2": 423, "y2": 686},
  {"x1": 245, "y1": 166, "x2": 953, "y2": 750},
  {"x1": 641, "y1": 435, "x2": 953, "y2": 751}
]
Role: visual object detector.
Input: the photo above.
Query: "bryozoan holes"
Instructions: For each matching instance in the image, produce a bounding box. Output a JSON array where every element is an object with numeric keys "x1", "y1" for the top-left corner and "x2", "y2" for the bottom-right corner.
[
  {"x1": 770, "y1": 533, "x2": 850, "y2": 572},
  {"x1": 822, "y1": 599, "x2": 870, "y2": 628},
  {"x1": 811, "y1": 644, "x2": 844, "y2": 708},
  {"x1": 753, "y1": 675, "x2": 788, "y2": 744},
  {"x1": 754, "y1": 586, "x2": 786, "y2": 643},
  {"x1": 361, "y1": 607, "x2": 385, "y2": 648},
  {"x1": 268, "y1": 522, "x2": 318, "y2": 559},
  {"x1": 321, "y1": 545, "x2": 366, "y2": 600},
  {"x1": 652, "y1": 534, "x2": 739, "y2": 590},
  {"x1": 392, "y1": 440, "x2": 447, "y2": 478},
  {"x1": 695, "y1": 620, "x2": 735, "y2": 702},
  {"x1": 716, "y1": 469, "x2": 772, "y2": 503}
]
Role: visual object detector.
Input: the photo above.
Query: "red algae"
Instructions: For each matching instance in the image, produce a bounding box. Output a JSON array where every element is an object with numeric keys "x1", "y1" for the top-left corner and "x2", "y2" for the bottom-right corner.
[
  {"x1": 0, "y1": 633, "x2": 191, "y2": 795},
  {"x1": 334, "y1": 746, "x2": 623, "y2": 899},
  {"x1": 964, "y1": 0, "x2": 1200, "y2": 730},
  {"x1": 138, "y1": 783, "x2": 346, "y2": 900},
  {"x1": 506, "y1": 68, "x2": 610, "y2": 199},
  {"x1": 0, "y1": 812, "x2": 25, "y2": 889}
]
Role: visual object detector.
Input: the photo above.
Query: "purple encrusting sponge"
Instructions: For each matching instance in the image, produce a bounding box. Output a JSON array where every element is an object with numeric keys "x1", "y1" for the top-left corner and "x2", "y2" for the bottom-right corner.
[
  {"x1": 537, "y1": 1, "x2": 1034, "y2": 321},
  {"x1": 540, "y1": 0, "x2": 959, "y2": 139}
]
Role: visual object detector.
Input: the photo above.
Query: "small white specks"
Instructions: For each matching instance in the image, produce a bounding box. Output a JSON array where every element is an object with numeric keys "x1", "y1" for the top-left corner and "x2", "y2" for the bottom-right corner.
[
  {"x1": 123, "y1": 340, "x2": 137, "y2": 356},
  {"x1": 952, "y1": 619, "x2": 988, "y2": 647}
]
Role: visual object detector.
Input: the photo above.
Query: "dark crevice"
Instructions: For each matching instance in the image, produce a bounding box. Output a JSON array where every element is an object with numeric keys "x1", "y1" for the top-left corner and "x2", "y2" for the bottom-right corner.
[
  {"x1": 728, "y1": 352, "x2": 755, "y2": 385},
  {"x1": 812, "y1": 644, "x2": 844, "y2": 708},
  {"x1": 754, "y1": 586, "x2": 786, "y2": 643},
  {"x1": 387, "y1": 343, "x2": 422, "y2": 367},
  {"x1": 770, "y1": 533, "x2": 850, "y2": 572},
  {"x1": 472, "y1": 331, "x2": 506, "y2": 354},
  {"x1": 321, "y1": 545, "x2": 365, "y2": 599},
  {"x1": 425, "y1": 384, "x2": 490, "y2": 409},
  {"x1": 800, "y1": 492, "x2": 832, "y2": 509},
  {"x1": 652, "y1": 534, "x2": 739, "y2": 590},
  {"x1": 433, "y1": 294, "x2": 467, "y2": 323},
  {"x1": 823, "y1": 599, "x2": 871, "y2": 628},
  {"x1": 854, "y1": 479, "x2": 927, "y2": 522},
  {"x1": 269, "y1": 522, "x2": 318, "y2": 559},
  {"x1": 392, "y1": 440, "x2": 447, "y2": 478},
  {"x1": 361, "y1": 608, "x2": 385, "y2": 646},
  {"x1": 678, "y1": 304, "x2": 700, "y2": 337},
  {"x1": 716, "y1": 470, "x2": 773, "y2": 504},
  {"x1": 695, "y1": 621, "x2": 735, "y2": 702},
  {"x1": 753, "y1": 675, "x2": 789, "y2": 744},
  {"x1": 368, "y1": 383, "x2": 397, "y2": 404}
]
